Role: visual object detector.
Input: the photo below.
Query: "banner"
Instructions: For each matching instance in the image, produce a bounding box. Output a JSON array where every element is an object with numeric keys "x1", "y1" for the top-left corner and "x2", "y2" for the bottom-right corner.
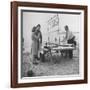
[{"x1": 47, "y1": 14, "x2": 59, "y2": 31}]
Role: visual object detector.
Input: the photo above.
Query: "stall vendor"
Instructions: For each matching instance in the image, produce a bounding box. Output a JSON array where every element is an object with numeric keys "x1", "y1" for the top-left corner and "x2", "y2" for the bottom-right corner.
[{"x1": 62, "y1": 25, "x2": 76, "y2": 59}]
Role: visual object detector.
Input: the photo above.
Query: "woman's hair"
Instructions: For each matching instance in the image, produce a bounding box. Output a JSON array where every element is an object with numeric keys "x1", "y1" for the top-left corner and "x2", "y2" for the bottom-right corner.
[
  {"x1": 32, "y1": 26, "x2": 36, "y2": 32},
  {"x1": 37, "y1": 24, "x2": 41, "y2": 28}
]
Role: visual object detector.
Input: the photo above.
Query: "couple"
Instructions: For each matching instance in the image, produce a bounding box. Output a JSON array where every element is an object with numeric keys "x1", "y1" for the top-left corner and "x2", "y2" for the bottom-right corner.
[{"x1": 31, "y1": 24, "x2": 42, "y2": 64}]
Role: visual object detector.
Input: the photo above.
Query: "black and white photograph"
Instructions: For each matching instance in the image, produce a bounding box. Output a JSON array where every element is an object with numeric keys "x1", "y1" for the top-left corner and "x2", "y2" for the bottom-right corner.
[{"x1": 18, "y1": 7, "x2": 84, "y2": 82}]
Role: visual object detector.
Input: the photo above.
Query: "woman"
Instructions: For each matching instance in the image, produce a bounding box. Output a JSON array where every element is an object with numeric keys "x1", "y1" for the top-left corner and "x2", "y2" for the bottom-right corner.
[
  {"x1": 35, "y1": 24, "x2": 42, "y2": 59},
  {"x1": 31, "y1": 26, "x2": 40, "y2": 64}
]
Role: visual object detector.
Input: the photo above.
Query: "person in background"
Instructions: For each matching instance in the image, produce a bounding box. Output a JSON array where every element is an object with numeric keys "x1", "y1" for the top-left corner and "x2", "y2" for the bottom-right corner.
[{"x1": 62, "y1": 25, "x2": 76, "y2": 59}]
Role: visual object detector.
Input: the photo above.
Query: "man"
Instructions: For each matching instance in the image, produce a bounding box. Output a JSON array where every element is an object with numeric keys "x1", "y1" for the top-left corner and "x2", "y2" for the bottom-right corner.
[{"x1": 62, "y1": 25, "x2": 76, "y2": 59}]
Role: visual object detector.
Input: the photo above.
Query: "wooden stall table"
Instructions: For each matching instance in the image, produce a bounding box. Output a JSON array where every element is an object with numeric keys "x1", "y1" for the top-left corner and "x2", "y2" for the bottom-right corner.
[{"x1": 40, "y1": 43, "x2": 75, "y2": 62}]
